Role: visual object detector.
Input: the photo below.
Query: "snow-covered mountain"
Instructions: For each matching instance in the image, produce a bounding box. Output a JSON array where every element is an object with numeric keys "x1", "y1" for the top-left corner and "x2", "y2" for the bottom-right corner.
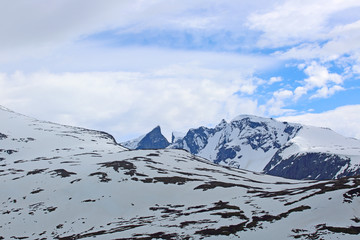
[
  {"x1": 121, "y1": 126, "x2": 170, "y2": 150},
  {"x1": 264, "y1": 124, "x2": 360, "y2": 180},
  {"x1": 0, "y1": 106, "x2": 127, "y2": 156},
  {"x1": 1, "y1": 106, "x2": 360, "y2": 239},
  {"x1": 170, "y1": 115, "x2": 301, "y2": 171},
  {"x1": 167, "y1": 115, "x2": 360, "y2": 180}
]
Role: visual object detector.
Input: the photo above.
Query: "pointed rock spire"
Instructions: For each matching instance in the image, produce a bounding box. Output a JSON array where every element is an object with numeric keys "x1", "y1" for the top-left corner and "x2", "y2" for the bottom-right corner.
[{"x1": 136, "y1": 126, "x2": 170, "y2": 149}]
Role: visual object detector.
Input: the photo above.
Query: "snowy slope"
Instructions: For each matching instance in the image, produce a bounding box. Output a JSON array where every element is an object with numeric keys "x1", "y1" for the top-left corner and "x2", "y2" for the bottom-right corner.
[
  {"x1": 264, "y1": 125, "x2": 360, "y2": 180},
  {"x1": 0, "y1": 105, "x2": 126, "y2": 158},
  {"x1": 121, "y1": 134, "x2": 145, "y2": 149},
  {"x1": 1, "y1": 106, "x2": 360, "y2": 239}
]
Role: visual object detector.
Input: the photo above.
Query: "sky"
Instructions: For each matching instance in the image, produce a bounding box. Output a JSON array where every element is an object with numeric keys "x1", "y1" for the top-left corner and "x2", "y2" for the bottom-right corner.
[{"x1": 1, "y1": 0, "x2": 360, "y2": 141}]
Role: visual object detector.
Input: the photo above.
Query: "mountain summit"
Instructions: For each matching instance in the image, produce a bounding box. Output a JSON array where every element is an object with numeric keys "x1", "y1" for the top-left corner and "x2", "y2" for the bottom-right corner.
[
  {"x1": 170, "y1": 115, "x2": 300, "y2": 171},
  {"x1": 122, "y1": 126, "x2": 170, "y2": 150},
  {"x1": 169, "y1": 115, "x2": 360, "y2": 180}
]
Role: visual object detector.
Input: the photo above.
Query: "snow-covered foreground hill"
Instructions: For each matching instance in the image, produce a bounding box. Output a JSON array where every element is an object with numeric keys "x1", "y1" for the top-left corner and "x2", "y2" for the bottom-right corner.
[{"x1": 1, "y1": 106, "x2": 360, "y2": 239}]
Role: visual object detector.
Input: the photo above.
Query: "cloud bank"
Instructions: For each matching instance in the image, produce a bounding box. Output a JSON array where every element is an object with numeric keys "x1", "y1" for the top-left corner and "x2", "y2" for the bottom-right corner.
[
  {"x1": 0, "y1": 63, "x2": 264, "y2": 141},
  {"x1": 278, "y1": 105, "x2": 360, "y2": 139}
]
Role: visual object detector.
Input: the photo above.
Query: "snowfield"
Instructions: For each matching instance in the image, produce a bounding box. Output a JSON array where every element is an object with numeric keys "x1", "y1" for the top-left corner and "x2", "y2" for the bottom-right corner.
[{"x1": 1, "y1": 106, "x2": 360, "y2": 239}]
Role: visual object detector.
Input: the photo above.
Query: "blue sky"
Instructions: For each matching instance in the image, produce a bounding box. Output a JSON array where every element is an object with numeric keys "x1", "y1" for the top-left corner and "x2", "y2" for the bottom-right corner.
[{"x1": 1, "y1": 0, "x2": 360, "y2": 141}]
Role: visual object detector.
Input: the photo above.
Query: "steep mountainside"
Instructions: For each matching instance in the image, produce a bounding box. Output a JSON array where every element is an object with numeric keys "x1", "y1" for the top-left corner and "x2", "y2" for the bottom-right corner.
[
  {"x1": 170, "y1": 116, "x2": 302, "y2": 171},
  {"x1": 1, "y1": 106, "x2": 360, "y2": 239},
  {"x1": 121, "y1": 126, "x2": 169, "y2": 150},
  {"x1": 264, "y1": 125, "x2": 360, "y2": 180},
  {"x1": 167, "y1": 115, "x2": 360, "y2": 180}
]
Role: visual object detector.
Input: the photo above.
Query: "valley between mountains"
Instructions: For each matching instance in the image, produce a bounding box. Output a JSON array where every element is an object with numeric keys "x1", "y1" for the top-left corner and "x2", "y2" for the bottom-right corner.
[{"x1": 1, "y1": 106, "x2": 360, "y2": 239}]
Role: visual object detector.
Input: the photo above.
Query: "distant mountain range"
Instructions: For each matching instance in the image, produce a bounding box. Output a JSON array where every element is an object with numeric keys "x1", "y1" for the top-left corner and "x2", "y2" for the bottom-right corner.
[
  {"x1": 1, "y1": 105, "x2": 360, "y2": 239},
  {"x1": 122, "y1": 115, "x2": 360, "y2": 180}
]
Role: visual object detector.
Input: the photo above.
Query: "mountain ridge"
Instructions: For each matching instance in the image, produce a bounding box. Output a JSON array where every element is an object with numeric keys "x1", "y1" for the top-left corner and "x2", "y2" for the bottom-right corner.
[{"x1": 124, "y1": 115, "x2": 360, "y2": 180}]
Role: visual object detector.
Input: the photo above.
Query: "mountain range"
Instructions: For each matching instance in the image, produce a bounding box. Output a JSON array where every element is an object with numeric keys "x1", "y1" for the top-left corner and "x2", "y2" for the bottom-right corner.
[
  {"x1": 1, "y1": 106, "x2": 360, "y2": 239},
  {"x1": 122, "y1": 115, "x2": 360, "y2": 180}
]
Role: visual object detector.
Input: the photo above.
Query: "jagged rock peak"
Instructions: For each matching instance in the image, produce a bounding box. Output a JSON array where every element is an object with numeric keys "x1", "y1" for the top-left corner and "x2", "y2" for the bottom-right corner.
[
  {"x1": 135, "y1": 126, "x2": 170, "y2": 150},
  {"x1": 150, "y1": 125, "x2": 161, "y2": 133},
  {"x1": 215, "y1": 119, "x2": 227, "y2": 129}
]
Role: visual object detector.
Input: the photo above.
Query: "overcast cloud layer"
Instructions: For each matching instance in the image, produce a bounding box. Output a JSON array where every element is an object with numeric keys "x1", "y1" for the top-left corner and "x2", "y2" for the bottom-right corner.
[{"x1": 1, "y1": 0, "x2": 360, "y2": 141}]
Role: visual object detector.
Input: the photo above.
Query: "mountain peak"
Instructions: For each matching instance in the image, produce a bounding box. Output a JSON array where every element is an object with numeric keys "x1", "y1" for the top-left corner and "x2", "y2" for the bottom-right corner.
[
  {"x1": 121, "y1": 126, "x2": 170, "y2": 150},
  {"x1": 231, "y1": 114, "x2": 274, "y2": 123},
  {"x1": 151, "y1": 125, "x2": 161, "y2": 133},
  {"x1": 137, "y1": 126, "x2": 170, "y2": 149},
  {"x1": 215, "y1": 119, "x2": 227, "y2": 129},
  {"x1": 168, "y1": 114, "x2": 360, "y2": 179}
]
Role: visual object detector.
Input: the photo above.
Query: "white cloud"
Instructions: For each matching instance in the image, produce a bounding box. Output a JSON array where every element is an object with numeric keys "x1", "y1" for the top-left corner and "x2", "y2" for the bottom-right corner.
[
  {"x1": 236, "y1": 77, "x2": 266, "y2": 95},
  {"x1": 268, "y1": 76, "x2": 282, "y2": 85},
  {"x1": 247, "y1": 0, "x2": 360, "y2": 48},
  {"x1": 301, "y1": 62, "x2": 344, "y2": 99},
  {"x1": 304, "y1": 62, "x2": 342, "y2": 87},
  {"x1": 294, "y1": 86, "x2": 307, "y2": 101},
  {"x1": 0, "y1": 0, "x2": 136, "y2": 61},
  {"x1": 260, "y1": 89, "x2": 295, "y2": 116},
  {"x1": 261, "y1": 61, "x2": 345, "y2": 115},
  {"x1": 277, "y1": 105, "x2": 360, "y2": 139},
  {"x1": 278, "y1": 19, "x2": 360, "y2": 62},
  {"x1": 273, "y1": 89, "x2": 293, "y2": 99},
  {"x1": 245, "y1": 1, "x2": 359, "y2": 117},
  {"x1": 0, "y1": 0, "x2": 277, "y2": 63},
  {"x1": 248, "y1": 0, "x2": 329, "y2": 47},
  {"x1": 271, "y1": 61, "x2": 344, "y2": 111},
  {"x1": 0, "y1": 66, "x2": 263, "y2": 141},
  {"x1": 310, "y1": 85, "x2": 345, "y2": 99},
  {"x1": 248, "y1": 0, "x2": 360, "y2": 92}
]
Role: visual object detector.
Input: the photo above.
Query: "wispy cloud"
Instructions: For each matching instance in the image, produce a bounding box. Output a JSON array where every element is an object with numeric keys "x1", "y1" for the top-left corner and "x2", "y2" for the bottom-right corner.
[
  {"x1": 268, "y1": 76, "x2": 283, "y2": 85},
  {"x1": 247, "y1": 0, "x2": 360, "y2": 48}
]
